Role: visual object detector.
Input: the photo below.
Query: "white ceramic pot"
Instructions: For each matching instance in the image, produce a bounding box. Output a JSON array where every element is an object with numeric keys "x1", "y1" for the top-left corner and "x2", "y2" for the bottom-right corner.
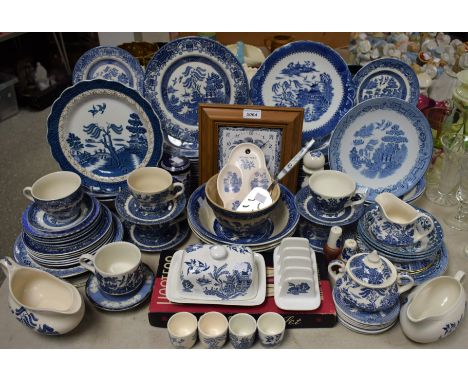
[
  {"x1": 400, "y1": 271, "x2": 467, "y2": 343},
  {"x1": 0, "y1": 257, "x2": 85, "y2": 335}
]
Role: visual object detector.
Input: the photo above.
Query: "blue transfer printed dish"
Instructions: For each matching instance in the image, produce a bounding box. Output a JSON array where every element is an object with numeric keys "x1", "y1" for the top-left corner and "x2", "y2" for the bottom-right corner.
[
  {"x1": 47, "y1": 79, "x2": 164, "y2": 194},
  {"x1": 22, "y1": 193, "x2": 100, "y2": 240},
  {"x1": 123, "y1": 220, "x2": 190, "y2": 252},
  {"x1": 72, "y1": 46, "x2": 145, "y2": 94},
  {"x1": 353, "y1": 58, "x2": 419, "y2": 105},
  {"x1": 13, "y1": 213, "x2": 123, "y2": 279},
  {"x1": 144, "y1": 37, "x2": 249, "y2": 145},
  {"x1": 250, "y1": 40, "x2": 355, "y2": 142},
  {"x1": 115, "y1": 187, "x2": 186, "y2": 226},
  {"x1": 85, "y1": 263, "x2": 154, "y2": 312},
  {"x1": 328, "y1": 97, "x2": 433, "y2": 202},
  {"x1": 295, "y1": 186, "x2": 365, "y2": 227}
]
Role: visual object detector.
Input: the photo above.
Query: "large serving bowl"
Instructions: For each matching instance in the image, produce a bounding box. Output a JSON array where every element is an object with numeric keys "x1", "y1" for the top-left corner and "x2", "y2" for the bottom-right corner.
[{"x1": 205, "y1": 174, "x2": 280, "y2": 235}]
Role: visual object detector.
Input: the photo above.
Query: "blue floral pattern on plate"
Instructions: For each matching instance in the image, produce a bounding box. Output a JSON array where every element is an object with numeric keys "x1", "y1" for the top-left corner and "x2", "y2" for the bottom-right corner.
[
  {"x1": 329, "y1": 98, "x2": 432, "y2": 201},
  {"x1": 353, "y1": 58, "x2": 419, "y2": 105},
  {"x1": 144, "y1": 37, "x2": 249, "y2": 145},
  {"x1": 72, "y1": 46, "x2": 145, "y2": 94},
  {"x1": 47, "y1": 80, "x2": 163, "y2": 193},
  {"x1": 115, "y1": 188, "x2": 186, "y2": 226},
  {"x1": 295, "y1": 187, "x2": 365, "y2": 227},
  {"x1": 250, "y1": 41, "x2": 355, "y2": 142}
]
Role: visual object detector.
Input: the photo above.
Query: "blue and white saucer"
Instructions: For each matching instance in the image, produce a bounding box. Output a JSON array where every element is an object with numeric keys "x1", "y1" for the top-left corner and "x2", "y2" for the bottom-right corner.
[
  {"x1": 295, "y1": 218, "x2": 356, "y2": 253},
  {"x1": 22, "y1": 193, "x2": 100, "y2": 240},
  {"x1": 295, "y1": 187, "x2": 365, "y2": 227},
  {"x1": 115, "y1": 188, "x2": 186, "y2": 226},
  {"x1": 85, "y1": 263, "x2": 154, "y2": 312},
  {"x1": 13, "y1": 213, "x2": 123, "y2": 279},
  {"x1": 123, "y1": 220, "x2": 190, "y2": 252}
]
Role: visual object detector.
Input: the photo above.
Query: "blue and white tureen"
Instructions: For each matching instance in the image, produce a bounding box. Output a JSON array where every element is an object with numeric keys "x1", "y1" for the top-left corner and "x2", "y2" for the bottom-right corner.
[
  {"x1": 174, "y1": 244, "x2": 258, "y2": 302},
  {"x1": 329, "y1": 250, "x2": 414, "y2": 312}
]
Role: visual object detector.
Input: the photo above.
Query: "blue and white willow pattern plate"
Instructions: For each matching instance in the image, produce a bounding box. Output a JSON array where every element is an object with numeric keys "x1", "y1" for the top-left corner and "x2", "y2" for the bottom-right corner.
[
  {"x1": 47, "y1": 79, "x2": 164, "y2": 193},
  {"x1": 144, "y1": 37, "x2": 249, "y2": 145},
  {"x1": 85, "y1": 263, "x2": 154, "y2": 312},
  {"x1": 72, "y1": 46, "x2": 145, "y2": 94},
  {"x1": 353, "y1": 58, "x2": 419, "y2": 105},
  {"x1": 328, "y1": 97, "x2": 432, "y2": 202},
  {"x1": 250, "y1": 41, "x2": 355, "y2": 142},
  {"x1": 13, "y1": 213, "x2": 123, "y2": 278}
]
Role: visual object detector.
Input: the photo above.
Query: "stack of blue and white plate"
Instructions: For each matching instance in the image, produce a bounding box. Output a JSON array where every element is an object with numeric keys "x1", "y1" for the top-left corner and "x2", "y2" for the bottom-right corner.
[
  {"x1": 355, "y1": 204, "x2": 448, "y2": 285},
  {"x1": 14, "y1": 193, "x2": 123, "y2": 283}
]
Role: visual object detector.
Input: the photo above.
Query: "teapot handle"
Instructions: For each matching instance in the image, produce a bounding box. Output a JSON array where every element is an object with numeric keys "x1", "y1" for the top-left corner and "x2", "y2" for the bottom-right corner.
[
  {"x1": 397, "y1": 273, "x2": 415, "y2": 295},
  {"x1": 0, "y1": 257, "x2": 20, "y2": 279},
  {"x1": 327, "y1": 259, "x2": 346, "y2": 284}
]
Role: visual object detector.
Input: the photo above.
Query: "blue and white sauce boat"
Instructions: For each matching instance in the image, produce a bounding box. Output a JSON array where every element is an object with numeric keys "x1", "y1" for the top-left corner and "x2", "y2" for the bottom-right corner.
[
  {"x1": 370, "y1": 192, "x2": 435, "y2": 249},
  {"x1": 328, "y1": 250, "x2": 414, "y2": 312},
  {"x1": 0, "y1": 257, "x2": 85, "y2": 335}
]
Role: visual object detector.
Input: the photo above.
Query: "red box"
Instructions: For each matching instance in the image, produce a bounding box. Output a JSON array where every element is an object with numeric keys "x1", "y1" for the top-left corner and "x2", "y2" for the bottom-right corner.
[{"x1": 148, "y1": 250, "x2": 337, "y2": 329}]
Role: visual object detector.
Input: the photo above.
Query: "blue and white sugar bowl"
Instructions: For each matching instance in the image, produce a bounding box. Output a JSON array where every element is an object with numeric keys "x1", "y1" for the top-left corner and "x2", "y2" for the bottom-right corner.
[
  {"x1": 328, "y1": 250, "x2": 415, "y2": 312},
  {"x1": 176, "y1": 243, "x2": 258, "y2": 302}
]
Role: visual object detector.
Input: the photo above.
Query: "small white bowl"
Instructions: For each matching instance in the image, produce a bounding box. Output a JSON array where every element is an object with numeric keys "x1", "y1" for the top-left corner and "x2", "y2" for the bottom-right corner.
[
  {"x1": 257, "y1": 312, "x2": 286, "y2": 347},
  {"x1": 229, "y1": 313, "x2": 257, "y2": 349},
  {"x1": 198, "y1": 312, "x2": 228, "y2": 349},
  {"x1": 167, "y1": 312, "x2": 198, "y2": 349}
]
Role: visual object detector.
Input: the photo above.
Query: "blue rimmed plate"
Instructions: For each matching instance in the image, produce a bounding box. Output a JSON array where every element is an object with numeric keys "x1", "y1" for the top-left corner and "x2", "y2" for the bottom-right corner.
[
  {"x1": 72, "y1": 46, "x2": 145, "y2": 94},
  {"x1": 187, "y1": 183, "x2": 299, "y2": 247},
  {"x1": 85, "y1": 263, "x2": 154, "y2": 312},
  {"x1": 329, "y1": 97, "x2": 433, "y2": 202},
  {"x1": 13, "y1": 213, "x2": 123, "y2": 279},
  {"x1": 47, "y1": 79, "x2": 164, "y2": 193},
  {"x1": 144, "y1": 37, "x2": 249, "y2": 146},
  {"x1": 401, "y1": 177, "x2": 426, "y2": 204},
  {"x1": 250, "y1": 40, "x2": 355, "y2": 142},
  {"x1": 295, "y1": 187, "x2": 365, "y2": 227},
  {"x1": 123, "y1": 220, "x2": 190, "y2": 252},
  {"x1": 353, "y1": 58, "x2": 419, "y2": 105},
  {"x1": 22, "y1": 193, "x2": 100, "y2": 240},
  {"x1": 115, "y1": 188, "x2": 186, "y2": 225}
]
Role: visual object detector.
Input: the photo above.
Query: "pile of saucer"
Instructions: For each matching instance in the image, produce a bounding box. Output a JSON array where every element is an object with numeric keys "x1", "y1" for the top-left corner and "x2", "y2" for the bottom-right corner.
[
  {"x1": 165, "y1": 139, "x2": 199, "y2": 195},
  {"x1": 15, "y1": 192, "x2": 123, "y2": 282},
  {"x1": 115, "y1": 188, "x2": 190, "y2": 252},
  {"x1": 187, "y1": 184, "x2": 299, "y2": 252},
  {"x1": 356, "y1": 204, "x2": 447, "y2": 285}
]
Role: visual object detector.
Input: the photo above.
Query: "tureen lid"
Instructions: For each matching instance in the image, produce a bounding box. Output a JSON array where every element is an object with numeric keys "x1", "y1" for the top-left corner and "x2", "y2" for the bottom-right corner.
[
  {"x1": 346, "y1": 250, "x2": 396, "y2": 288},
  {"x1": 160, "y1": 152, "x2": 191, "y2": 173}
]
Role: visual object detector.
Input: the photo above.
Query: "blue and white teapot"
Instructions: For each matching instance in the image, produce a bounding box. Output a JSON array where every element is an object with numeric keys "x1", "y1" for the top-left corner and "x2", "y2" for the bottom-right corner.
[{"x1": 328, "y1": 250, "x2": 414, "y2": 312}]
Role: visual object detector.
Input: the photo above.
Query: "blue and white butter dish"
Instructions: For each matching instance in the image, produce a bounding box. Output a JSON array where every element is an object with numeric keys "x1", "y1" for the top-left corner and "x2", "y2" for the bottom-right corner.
[
  {"x1": 166, "y1": 244, "x2": 266, "y2": 306},
  {"x1": 273, "y1": 238, "x2": 321, "y2": 311}
]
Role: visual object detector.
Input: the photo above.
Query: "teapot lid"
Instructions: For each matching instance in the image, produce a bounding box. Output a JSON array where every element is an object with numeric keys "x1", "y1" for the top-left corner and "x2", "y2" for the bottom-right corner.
[{"x1": 346, "y1": 250, "x2": 396, "y2": 289}]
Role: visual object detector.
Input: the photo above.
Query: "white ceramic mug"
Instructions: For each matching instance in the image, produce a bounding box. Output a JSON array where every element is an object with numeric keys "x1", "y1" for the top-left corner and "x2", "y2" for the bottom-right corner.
[
  {"x1": 79, "y1": 242, "x2": 143, "y2": 296},
  {"x1": 23, "y1": 171, "x2": 83, "y2": 220},
  {"x1": 198, "y1": 311, "x2": 228, "y2": 349},
  {"x1": 308, "y1": 170, "x2": 366, "y2": 213},
  {"x1": 167, "y1": 312, "x2": 198, "y2": 349},
  {"x1": 127, "y1": 167, "x2": 184, "y2": 212}
]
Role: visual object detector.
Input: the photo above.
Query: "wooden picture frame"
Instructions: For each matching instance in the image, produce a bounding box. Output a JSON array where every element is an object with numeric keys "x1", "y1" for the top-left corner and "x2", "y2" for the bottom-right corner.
[{"x1": 198, "y1": 104, "x2": 304, "y2": 192}]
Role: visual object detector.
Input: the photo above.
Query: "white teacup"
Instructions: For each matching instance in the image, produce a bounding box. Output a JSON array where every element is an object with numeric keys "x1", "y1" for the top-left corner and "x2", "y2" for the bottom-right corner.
[
  {"x1": 127, "y1": 167, "x2": 184, "y2": 212},
  {"x1": 257, "y1": 312, "x2": 286, "y2": 347},
  {"x1": 23, "y1": 171, "x2": 83, "y2": 220},
  {"x1": 79, "y1": 242, "x2": 144, "y2": 296},
  {"x1": 308, "y1": 170, "x2": 365, "y2": 213},
  {"x1": 198, "y1": 312, "x2": 228, "y2": 349},
  {"x1": 167, "y1": 312, "x2": 198, "y2": 349}
]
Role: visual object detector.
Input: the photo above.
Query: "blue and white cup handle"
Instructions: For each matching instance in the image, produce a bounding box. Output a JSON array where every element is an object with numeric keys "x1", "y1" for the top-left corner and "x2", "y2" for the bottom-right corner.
[
  {"x1": 413, "y1": 214, "x2": 434, "y2": 243},
  {"x1": 396, "y1": 273, "x2": 415, "y2": 295},
  {"x1": 0, "y1": 257, "x2": 20, "y2": 278},
  {"x1": 344, "y1": 192, "x2": 366, "y2": 209},
  {"x1": 79, "y1": 254, "x2": 96, "y2": 274},
  {"x1": 23, "y1": 187, "x2": 34, "y2": 202},
  {"x1": 170, "y1": 182, "x2": 185, "y2": 200}
]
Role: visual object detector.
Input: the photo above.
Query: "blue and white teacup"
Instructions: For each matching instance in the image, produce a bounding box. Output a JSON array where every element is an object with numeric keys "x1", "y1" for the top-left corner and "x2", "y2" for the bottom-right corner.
[
  {"x1": 229, "y1": 313, "x2": 257, "y2": 349},
  {"x1": 167, "y1": 312, "x2": 198, "y2": 349},
  {"x1": 79, "y1": 242, "x2": 144, "y2": 296},
  {"x1": 23, "y1": 171, "x2": 83, "y2": 221},
  {"x1": 308, "y1": 170, "x2": 366, "y2": 213},
  {"x1": 257, "y1": 312, "x2": 286, "y2": 348},
  {"x1": 127, "y1": 167, "x2": 184, "y2": 212}
]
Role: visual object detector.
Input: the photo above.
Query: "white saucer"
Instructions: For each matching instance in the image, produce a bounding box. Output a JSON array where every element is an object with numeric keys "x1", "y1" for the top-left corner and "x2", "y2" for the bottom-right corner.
[{"x1": 166, "y1": 250, "x2": 266, "y2": 306}]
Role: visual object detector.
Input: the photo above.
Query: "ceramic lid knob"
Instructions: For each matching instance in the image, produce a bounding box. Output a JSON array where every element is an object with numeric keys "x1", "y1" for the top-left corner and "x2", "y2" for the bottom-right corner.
[
  {"x1": 210, "y1": 245, "x2": 228, "y2": 260},
  {"x1": 367, "y1": 250, "x2": 380, "y2": 263}
]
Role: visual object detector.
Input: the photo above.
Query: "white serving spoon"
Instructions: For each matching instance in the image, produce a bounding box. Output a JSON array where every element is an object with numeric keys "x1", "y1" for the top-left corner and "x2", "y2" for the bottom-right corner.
[{"x1": 236, "y1": 139, "x2": 316, "y2": 212}]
